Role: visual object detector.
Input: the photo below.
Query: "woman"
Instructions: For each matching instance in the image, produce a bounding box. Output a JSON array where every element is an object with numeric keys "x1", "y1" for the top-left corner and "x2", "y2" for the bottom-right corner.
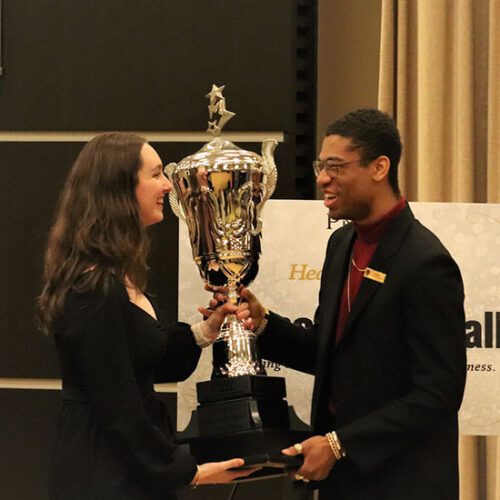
[{"x1": 38, "y1": 133, "x2": 255, "y2": 499}]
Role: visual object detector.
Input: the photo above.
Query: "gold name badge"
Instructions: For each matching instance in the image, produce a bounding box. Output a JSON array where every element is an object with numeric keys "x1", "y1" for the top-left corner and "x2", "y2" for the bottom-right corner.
[{"x1": 364, "y1": 268, "x2": 386, "y2": 284}]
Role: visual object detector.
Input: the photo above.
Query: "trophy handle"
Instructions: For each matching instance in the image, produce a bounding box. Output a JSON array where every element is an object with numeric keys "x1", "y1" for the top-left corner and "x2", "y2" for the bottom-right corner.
[
  {"x1": 263, "y1": 167, "x2": 278, "y2": 204},
  {"x1": 164, "y1": 163, "x2": 187, "y2": 221},
  {"x1": 261, "y1": 139, "x2": 278, "y2": 203}
]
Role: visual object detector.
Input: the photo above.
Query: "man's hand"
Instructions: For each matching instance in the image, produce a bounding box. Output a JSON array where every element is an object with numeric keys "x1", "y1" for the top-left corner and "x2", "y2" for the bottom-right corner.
[
  {"x1": 239, "y1": 287, "x2": 267, "y2": 330},
  {"x1": 282, "y1": 435, "x2": 337, "y2": 482}
]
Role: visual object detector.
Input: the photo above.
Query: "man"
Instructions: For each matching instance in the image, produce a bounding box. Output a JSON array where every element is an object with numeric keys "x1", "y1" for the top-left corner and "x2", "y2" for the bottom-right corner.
[{"x1": 241, "y1": 109, "x2": 467, "y2": 499}]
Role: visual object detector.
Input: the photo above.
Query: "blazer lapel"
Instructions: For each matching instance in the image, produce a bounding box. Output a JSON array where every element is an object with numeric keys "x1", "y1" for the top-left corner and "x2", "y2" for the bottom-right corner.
[
  {"x1": 338, "y1": 204, "x2": 415, "y2": 344},
  {"x1": 315, "y1": 226, "x2": 354, "y2": 370},
  {"x1": 311, "y1": 225, "x2": 354, "y2": 425}
]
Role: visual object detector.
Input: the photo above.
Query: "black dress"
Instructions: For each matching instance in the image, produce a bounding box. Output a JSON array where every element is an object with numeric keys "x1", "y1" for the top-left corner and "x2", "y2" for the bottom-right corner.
[{"x1": 50, "y1": 277, "x2": 201, "y2": 500}]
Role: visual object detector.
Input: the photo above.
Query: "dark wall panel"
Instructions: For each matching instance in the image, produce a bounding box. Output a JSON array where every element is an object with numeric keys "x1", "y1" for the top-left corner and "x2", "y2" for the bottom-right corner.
[
  {"x1": 1, "y1": 0, "x2": 316, "y2": 200},
  {"x1": 0, "y1": 0, "x2": 296, "y2": 131},
  {"x1": 0, "y1": 390, "x2": 59, "y2": 500},
  {"x1": 0, "y1": 389, "x2": 176, "y2": 500},
  {"x1": 0, "y1": 143, "x2": 79, "y2": 378}
]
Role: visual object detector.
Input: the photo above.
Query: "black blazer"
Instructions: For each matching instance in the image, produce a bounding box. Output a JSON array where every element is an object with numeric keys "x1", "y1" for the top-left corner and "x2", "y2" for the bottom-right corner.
[{"x1": 260, "y1": 204, "x2": 467, "y2": 500}]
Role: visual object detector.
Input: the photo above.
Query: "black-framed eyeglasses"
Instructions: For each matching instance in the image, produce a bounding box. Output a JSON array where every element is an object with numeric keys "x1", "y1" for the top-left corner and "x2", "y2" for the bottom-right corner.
[{"x1": 312, "y1": 159, "x2": 364, "y2": 177}]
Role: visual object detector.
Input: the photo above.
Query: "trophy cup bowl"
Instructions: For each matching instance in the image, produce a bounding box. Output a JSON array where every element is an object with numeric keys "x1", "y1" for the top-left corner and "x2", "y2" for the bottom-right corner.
[
  {"x1": 167, "y1": 85, "x2": 310, "y2": 476},
  {"x1": 164, "y1": 89, "x2": 277, "y2": 379}
]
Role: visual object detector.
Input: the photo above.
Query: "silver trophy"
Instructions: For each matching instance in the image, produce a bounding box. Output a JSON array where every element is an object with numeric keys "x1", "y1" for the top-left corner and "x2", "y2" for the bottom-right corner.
[{"x1": 165, "y1": 84, "x2": 277, "y2": 378}]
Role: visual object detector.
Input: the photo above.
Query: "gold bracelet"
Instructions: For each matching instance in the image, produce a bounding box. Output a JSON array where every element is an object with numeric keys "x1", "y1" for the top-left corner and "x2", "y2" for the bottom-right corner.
[
  {"x1": 325, "y1": 432, "x2": 341, "y2": 460},
  {"x1": 325, "y1": 432, "x2": 346, "y2": 460},
  {"x1": 332, "y1": 431, "x2": 346, "y2": 458},
  {"x1": 254, "y1": 307, "x2": 270, "y2": 336}
]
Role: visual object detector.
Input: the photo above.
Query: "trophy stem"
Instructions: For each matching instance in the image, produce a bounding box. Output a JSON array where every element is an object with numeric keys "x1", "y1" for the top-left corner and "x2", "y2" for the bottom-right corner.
[
  {"x1": 211, "y1": 280, "x2": 267, "y2": 378},
  {"x1": 227, "y1": 280, "x2": 238, "y2": 306}
]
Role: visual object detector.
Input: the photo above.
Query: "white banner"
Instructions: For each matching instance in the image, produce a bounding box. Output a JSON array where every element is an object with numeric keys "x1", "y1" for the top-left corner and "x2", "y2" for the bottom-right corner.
[{"x1": 178, "y1": 200, "x2": 500, "y2": 436}]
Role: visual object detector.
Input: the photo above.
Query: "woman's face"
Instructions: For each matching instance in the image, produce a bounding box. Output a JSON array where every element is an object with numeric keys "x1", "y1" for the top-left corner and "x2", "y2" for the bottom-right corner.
[{"x1": 135, "y1": 143, "x2": 172, "y2": 226}]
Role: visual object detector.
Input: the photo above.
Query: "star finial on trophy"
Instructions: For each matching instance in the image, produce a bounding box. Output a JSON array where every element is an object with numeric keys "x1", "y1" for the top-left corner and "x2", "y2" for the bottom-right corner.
[
  {"x1": 218, "y1": 109, "x2": 236, "y2": 131},
  {"x1": 206, "y1": 84, "x2": 225, "y2": 105},
  {"x1": 205, "y1": 84, "x2": 235, "y2": 137},
  {"x1": 207, "y1": 120, "x2": 221, "y2": 135},
  {"x1": 208, "y1": 102, "x2": 219, "y2": 118}
]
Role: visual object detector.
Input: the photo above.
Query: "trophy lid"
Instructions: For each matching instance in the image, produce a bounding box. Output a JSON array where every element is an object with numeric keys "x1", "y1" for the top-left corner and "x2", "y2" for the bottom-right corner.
[
  {"x1": 175, "y1": 137, "x2": 262, "y2": 171},
  {"x1": 173, "y1": 84, "x2": 263, "y2": 172}
]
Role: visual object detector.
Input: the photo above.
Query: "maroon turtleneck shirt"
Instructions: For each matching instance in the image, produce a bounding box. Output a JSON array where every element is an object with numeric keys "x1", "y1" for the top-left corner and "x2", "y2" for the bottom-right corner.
[{"x1": 334, "y1": 197, "x2": 406, "y2": 345}]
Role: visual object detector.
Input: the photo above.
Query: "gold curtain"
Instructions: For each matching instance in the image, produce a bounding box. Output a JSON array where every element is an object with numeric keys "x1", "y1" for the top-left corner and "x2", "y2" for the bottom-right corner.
[{"x1": 378, "y1": 0, "x2": 500, "y2": 498}]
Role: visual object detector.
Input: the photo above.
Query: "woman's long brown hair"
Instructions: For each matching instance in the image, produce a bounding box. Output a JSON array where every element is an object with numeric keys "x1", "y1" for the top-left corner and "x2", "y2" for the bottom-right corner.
[{"x1": 38, "y1": 132, "x2": 149, "y2": 335}]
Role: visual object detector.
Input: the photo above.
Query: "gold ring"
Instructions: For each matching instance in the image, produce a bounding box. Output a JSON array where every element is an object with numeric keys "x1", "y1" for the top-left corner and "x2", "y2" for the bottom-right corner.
[
  {"x1": 294, "y1": 473, "x2": 304, "y2": 481},
  {"x1": 293, "y1": 442, "x2": 303, "y2": 454}
]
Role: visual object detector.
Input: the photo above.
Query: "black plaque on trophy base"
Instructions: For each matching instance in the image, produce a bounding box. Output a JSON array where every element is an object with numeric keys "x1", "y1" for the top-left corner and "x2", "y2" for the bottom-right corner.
[{"x1": 176, "y1": 375, "x2": 312, "y2": 480}]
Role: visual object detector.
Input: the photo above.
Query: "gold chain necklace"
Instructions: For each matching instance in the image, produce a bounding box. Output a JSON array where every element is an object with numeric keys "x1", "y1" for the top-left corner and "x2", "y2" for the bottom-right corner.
[
  {"x1": 347, "y1": 263, "x2": 353, "y2": 313},
  {"x1": 347, "y1": 254, "x2": 368, "y2": 312},
  {"x1": 351, "y1": 256, "x2": 367, "y2": 273}
]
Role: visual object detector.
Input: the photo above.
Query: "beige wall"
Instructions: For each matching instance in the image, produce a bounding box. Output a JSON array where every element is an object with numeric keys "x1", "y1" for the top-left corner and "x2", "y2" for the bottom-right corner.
[{"x1": 317, "y1": 0, "x2": 382, "y2": 154}]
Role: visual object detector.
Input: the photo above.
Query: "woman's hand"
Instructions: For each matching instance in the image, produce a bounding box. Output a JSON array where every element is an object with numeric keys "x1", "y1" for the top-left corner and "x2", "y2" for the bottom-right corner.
[{"x1": 192, "y1": 458, "x2": 261, "y2": 485}]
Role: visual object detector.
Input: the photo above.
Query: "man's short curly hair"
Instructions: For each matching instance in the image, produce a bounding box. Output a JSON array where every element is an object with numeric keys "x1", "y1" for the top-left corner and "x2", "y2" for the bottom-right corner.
[{"x1": 326, "y1": 109, "x2": 402, "y2": 195}]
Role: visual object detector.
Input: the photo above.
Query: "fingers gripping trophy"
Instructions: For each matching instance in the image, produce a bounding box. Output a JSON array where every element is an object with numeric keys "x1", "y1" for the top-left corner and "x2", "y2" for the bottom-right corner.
[
  {"x1": 166, "y1": 85, "x2": 310, "y2": 473},
  {"x1": 165, "y1": 84, "x2": 276, "y2": 378}
]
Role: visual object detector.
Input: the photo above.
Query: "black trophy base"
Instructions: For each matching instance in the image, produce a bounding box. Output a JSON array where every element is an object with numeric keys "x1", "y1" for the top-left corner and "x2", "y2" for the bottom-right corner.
[{"x1": 176, "y1": 375, "x2": 312, "y2": 479}]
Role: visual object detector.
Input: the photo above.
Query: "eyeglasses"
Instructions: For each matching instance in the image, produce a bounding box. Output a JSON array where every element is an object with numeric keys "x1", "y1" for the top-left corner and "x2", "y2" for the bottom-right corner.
[{"x1": 312, "y1": 159, "x2": 364, "y2": 177}]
